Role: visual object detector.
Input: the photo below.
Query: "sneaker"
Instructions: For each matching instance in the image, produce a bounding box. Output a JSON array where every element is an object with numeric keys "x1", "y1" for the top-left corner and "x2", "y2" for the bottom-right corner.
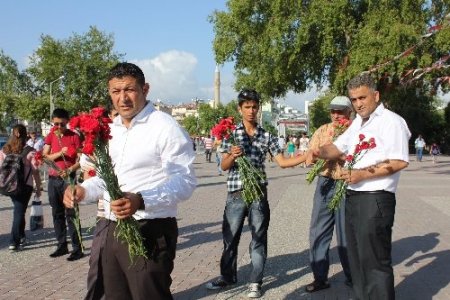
[
  {"x1": 8, "y1": 245, "x2": 16, "y2": 251},
  {"x1": 247, "y1": 283, "x2": 262, "y2": 298},
  {"x1": 205, "y1": 277, "x2": 234, "y2": 290},
  {"x1": 19, "y1": 237, "x2": 26, "y2": 248}
]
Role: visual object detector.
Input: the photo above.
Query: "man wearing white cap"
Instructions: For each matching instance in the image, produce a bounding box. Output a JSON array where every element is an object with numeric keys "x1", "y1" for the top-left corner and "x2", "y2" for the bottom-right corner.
[{"x1": 305, "y1": 96, "x2": 353, "y2": 293}]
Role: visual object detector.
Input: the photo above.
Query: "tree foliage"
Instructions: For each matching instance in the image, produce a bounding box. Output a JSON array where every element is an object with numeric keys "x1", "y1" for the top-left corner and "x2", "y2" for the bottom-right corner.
[
  {"x1": 211, "y1": 0, "x2": 450, "y2": 151},
  {"x1": 182, "y1": 101, "x2": 242, "y2": 136},
  {"x1": 25, "y1": 26, "x2": 123, "y2": 120},
  {"x1": 211, "y1": 0, "x2": 450, "y2": 97}
]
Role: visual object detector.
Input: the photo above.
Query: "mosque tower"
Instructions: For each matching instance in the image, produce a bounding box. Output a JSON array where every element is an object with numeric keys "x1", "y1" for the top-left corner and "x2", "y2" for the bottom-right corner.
[{"x1": 213, "y1": 64, "x2": 220, "y2": 108}]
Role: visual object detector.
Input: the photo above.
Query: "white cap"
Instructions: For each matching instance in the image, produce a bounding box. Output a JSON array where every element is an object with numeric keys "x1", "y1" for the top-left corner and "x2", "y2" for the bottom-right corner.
[{"x1": 329, "y1": 96, "x2": 352, "y2": 111}]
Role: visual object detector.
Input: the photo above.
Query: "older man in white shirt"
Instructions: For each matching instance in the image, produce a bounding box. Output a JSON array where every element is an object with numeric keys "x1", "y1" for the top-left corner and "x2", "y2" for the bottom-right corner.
[
  {"x1": 312, "y1": 74, "x2": 410, "y2": 300},
  {"x1": 64, "y1": 63, "x2": 196, "y2": 300}
]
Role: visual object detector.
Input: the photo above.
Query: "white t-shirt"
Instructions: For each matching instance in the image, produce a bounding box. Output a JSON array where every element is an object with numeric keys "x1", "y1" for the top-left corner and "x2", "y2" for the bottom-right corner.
[
  {"x1": 334, "y1": 103, "x2": 411, "y2": 193},
  {"x1": 299, "y1": 137, "x2": 310, "y2": 151}
]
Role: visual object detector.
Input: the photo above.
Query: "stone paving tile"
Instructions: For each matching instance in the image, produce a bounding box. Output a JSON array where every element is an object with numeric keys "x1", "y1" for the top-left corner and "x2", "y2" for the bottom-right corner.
[{"x1": 0, "y1": 154, "x2": 448, "y2": 299}]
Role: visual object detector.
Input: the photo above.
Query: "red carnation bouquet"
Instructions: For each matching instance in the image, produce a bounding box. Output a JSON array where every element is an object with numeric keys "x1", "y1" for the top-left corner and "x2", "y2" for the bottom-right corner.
[
  {"x1": 69, "y1": 107, "x2": 146, "y2": 263},
  {"x1": 306, "y1": 117, "x2": 351, "y2": 184},
  {"x1": 211, "y1": 117, "x2": 266, "y2": 206},
  {"x1": 328, "y1": 134, "x2": 376, "y2": 210}
]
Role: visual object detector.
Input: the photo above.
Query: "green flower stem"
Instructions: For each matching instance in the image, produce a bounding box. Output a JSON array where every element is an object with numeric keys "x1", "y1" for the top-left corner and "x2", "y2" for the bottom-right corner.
[
  {"x1": 306, "y1": 159, "x2": 326, "y2": 184},
  {"x1": 328, "y1": 179, "x2": 346, "y2": 211},
  {"x1": 93, "y1": 140, "x2": 147, "y2": 264},
  {"x1": 235, "y1": 156, "x2": 266, "y2": 206},
  {"x1": 69, "y1": 176, "x2": 84, "y2": 252}
]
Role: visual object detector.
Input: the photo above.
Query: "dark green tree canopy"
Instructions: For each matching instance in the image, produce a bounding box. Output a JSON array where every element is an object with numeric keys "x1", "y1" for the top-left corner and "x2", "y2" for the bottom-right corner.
[{"x1": 210, "y1": 0, "x2": 449, "y2": 98}]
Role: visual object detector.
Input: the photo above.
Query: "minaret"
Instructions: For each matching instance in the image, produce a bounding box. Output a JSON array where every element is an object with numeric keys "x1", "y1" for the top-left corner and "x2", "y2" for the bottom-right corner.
[{"x1": 214, "y1": 64, "x2": 220, "y2": 108}]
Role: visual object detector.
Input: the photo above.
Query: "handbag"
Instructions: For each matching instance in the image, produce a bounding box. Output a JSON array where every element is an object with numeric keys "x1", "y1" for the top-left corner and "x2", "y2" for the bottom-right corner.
[{"x1": 29, "y1": 195, "x2": 44, "y2": 231}]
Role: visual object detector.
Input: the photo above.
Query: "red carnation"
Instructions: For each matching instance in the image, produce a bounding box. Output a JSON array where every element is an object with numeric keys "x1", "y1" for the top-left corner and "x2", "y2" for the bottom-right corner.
[
  {"x1": 87, "y1": 169, "x2": 96, "y2": 177},
  {"x1": 83, "y1": 143, "x2": 95, "y2": 155},
  {"x1": 359, "y1": 134, "x2": 365, "y2": 141},
  {"x1": 91, "y1": 107, "x2": 106, "y2": 119},
  {"x1": 346, "y1": 155, "x2": 354, "y2": 162}
]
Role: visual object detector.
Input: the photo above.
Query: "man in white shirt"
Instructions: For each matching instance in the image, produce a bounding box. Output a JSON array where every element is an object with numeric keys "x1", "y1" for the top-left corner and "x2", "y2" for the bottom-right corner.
[
  {"x1": 414, "y1": 134, "x2": 426, "y2": 162},
  {"x1": 311, "y1": 74, "x2": 410, "y2": 300},
  {"x1": 64, "y1": 63, "x2": 196, "y2": 299}
]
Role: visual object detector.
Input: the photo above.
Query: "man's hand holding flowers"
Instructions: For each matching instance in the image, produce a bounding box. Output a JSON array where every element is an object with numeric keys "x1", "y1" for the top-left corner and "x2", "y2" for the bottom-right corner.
[{"x1": 110, "y1": 192, "x2": 143, "y2": 220}]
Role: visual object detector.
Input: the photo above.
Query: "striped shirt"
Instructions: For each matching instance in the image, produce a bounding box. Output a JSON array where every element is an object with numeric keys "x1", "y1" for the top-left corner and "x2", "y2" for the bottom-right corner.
[
  {"x1": 220, "y1": 123, "x2": 282, "y2": 193},
  {"x1": 204, "y1": 137, "x2": 213, "y2": 150}
]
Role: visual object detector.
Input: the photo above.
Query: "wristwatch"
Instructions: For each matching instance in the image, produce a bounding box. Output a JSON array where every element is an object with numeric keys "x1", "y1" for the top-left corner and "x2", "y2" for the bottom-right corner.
[{"x1": 136, "y1": 192, "x2": 145, "y2": 210}]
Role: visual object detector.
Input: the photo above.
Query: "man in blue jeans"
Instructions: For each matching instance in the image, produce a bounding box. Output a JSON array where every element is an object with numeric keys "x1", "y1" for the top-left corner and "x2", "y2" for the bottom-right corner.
[{"x1": 206, "y1": 89, "x2": 309, "y2": 298}]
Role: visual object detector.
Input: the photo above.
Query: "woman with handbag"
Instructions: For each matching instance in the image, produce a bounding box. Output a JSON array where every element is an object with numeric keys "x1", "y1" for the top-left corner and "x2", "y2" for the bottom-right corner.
[{"x1": 0, "y1": 124, "x2": 41, "y2": 251}]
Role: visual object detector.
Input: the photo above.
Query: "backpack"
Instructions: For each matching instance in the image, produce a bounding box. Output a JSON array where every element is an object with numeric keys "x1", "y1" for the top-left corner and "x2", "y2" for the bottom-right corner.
[{"x1": 0, "y1": 146, "x2": 34, "y2": 196}]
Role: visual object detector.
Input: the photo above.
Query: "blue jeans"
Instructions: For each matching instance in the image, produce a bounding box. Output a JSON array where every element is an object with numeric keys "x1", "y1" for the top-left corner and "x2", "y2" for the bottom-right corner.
[
  {"x1": 416, "y1": 147, "x2": 424, "y2": 161},
  {"x1": 10, "y1": 185, "x2": 33, "y2": 246},
  {"x1": 220, "y1": 188, "x2": 270, "y2": 284}
]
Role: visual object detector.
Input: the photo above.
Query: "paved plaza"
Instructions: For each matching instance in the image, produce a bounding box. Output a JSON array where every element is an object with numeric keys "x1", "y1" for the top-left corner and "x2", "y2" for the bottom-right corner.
[{"x1": 0, "y1": 154, "x2": 449, "y2": 299}]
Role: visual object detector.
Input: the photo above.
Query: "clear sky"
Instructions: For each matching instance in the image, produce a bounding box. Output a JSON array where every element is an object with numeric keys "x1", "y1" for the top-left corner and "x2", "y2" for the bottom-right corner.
[{"x1": 0, "y1": 0, "x2": 316, "y2": 111}]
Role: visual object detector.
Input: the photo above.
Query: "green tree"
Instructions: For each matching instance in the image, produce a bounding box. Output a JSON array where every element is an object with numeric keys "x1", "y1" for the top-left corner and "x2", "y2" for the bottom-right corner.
[
  {"x1": 210, "y1": 0, "x2": 449, "y2": 97},
  {"x1": 308, "y1": 92, "x2": 336, "y2": 133},
  {"x1": 26, "y1": 26, "x2": 123, "y2": 120},
  {"x1": 211, "y1": 0, "x2": 450, "y2": 148},
  {"x1": 0, "y1": 50, "x2": 29, "y2": 131},
  {"x1": 182, "y1": 115, "x2": 199, "y2": 136}
]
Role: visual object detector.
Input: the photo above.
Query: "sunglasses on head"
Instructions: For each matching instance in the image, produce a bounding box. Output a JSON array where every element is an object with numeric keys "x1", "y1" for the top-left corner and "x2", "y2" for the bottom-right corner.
[{"x1": 238, "y1": 89, "x2": 260, "y2": 102}]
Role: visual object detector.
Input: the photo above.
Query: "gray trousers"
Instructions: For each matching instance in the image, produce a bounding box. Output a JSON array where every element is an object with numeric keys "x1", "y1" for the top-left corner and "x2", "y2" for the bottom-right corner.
[{"x1": 309, "y1": 176, "x2": 352, "y2": 283}]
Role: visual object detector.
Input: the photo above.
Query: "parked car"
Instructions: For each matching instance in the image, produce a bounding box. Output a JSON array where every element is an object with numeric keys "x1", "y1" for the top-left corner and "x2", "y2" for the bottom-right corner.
[{"x1": 0, "y1": 135, "x2": 8, "y2": 149}]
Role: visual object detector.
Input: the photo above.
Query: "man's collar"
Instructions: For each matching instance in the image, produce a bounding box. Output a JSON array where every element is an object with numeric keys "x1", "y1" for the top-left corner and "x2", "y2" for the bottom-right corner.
[
  {"x1": 355, "y1": 103, "x2": 385, "y2": 122},
  {"x1": 113, "y1": 102, "x2": 154, "y2": 127}
]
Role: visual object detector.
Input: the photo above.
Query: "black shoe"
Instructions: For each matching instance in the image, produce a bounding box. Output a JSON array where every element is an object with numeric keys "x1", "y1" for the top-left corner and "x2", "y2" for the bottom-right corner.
[
  {"x1": 49, "y1": 247, "x2": 69, "y2": 258},
  {"x1": 205, "y1": 277, "x2": 235, "y2": 290},
  {"x1": 305, "y1": 280, "x2": 330, "y2": 293},
  {"x1": 67, "y1": 250, "x2": 84, "y2": 261}
]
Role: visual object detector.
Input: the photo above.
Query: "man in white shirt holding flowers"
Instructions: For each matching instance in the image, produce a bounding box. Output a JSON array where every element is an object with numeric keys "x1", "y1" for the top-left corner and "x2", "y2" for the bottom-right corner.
[
  {"x1": 311, "y1": 74, "x2": 410, "y2": 300},
  {"x1": 64, "y1": 62, "x2": 196, "y2": 299}
]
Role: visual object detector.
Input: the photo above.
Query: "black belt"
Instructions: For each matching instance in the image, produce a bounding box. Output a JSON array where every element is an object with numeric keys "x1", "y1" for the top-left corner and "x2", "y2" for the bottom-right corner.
[{"x1": 346, "y1": 189, "x2": 394, "y2": 196}]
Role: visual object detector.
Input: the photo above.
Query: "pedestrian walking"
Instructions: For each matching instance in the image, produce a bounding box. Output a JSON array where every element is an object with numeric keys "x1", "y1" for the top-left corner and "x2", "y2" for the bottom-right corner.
[
  {"x1": 0, "y1": 125, "x2": 42, "y2": 252},
  {"x1": 204, "y1": 135, "x2": 213, "y2": 162},
  {"x1": 414, "y1": 134, "x2": 426, "y2": 162}
]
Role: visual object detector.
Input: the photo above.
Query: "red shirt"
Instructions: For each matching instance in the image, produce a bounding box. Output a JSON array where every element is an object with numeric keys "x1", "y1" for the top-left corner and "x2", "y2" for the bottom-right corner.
[{"x1": 44, "y1": 129, "x2": 81, "y2": 177}]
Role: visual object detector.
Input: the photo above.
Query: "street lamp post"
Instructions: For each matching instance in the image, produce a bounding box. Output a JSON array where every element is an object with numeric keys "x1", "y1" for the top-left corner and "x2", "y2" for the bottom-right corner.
[
  {"x1": 192, "y1": 97, "x2": 200, "y2": 136},
  {"x1": 49, "y1": 75, "x2": 64, "y2": 122}
]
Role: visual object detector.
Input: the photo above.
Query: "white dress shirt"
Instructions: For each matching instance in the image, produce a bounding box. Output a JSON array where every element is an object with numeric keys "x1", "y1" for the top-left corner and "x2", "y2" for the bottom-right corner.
[
  {"x1": 334, "y1": 103, "x2": 411, "y2": 192},
  {"x1": 81, "y1": 102, "x2": 197, "y2": 221}
]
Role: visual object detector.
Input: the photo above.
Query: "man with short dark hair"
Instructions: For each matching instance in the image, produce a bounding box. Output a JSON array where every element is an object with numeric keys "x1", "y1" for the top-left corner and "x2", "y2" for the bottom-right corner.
[
  {"x1": 64, "y1": 62, "x2": 196, "y2": 299},
  {"x1": 43, "y1": 108, "x2": 83, "y2": 261},
  {"x1": 312, "y1": 74, "x2": 411, "y2": 299},
  {"x1": 206, "y1": 88, "x2": 309, "y2": 298}
]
